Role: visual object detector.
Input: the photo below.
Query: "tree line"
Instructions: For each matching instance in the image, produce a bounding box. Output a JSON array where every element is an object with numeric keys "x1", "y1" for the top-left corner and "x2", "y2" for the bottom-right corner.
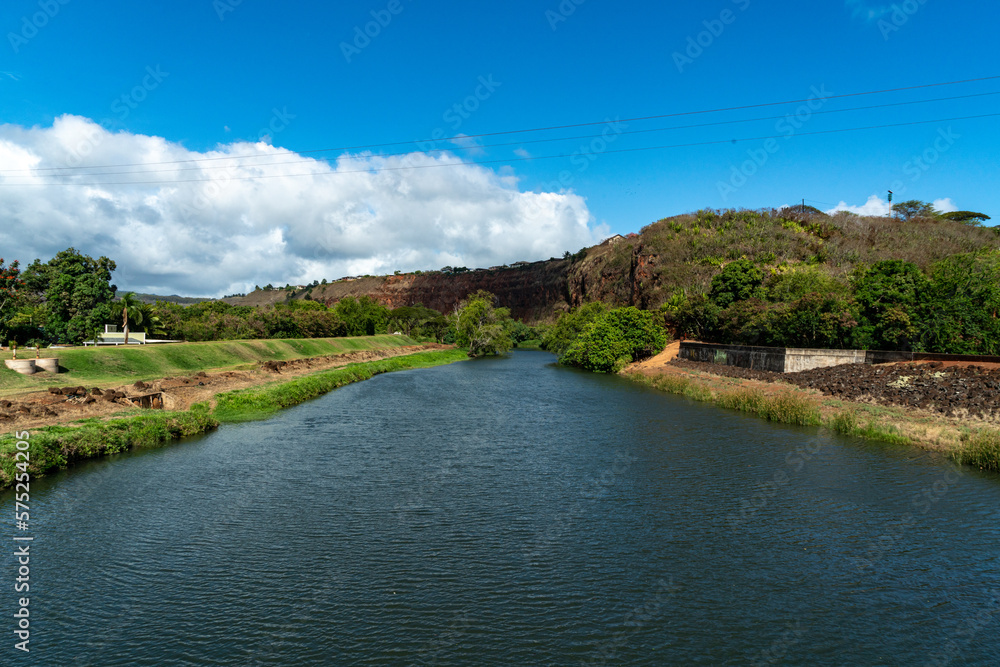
[
  {"x1": 664, "y1": 251, "x2": 1000, "y2": 354},
  {"x1": 0, "y1": 249, "x2": 542, "y2": 349}
]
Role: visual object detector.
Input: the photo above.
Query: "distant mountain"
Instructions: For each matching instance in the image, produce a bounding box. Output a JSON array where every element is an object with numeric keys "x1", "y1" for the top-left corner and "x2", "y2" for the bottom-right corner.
[{"x1": 130, "y1": 292, "x2": 214, "y2": 306}]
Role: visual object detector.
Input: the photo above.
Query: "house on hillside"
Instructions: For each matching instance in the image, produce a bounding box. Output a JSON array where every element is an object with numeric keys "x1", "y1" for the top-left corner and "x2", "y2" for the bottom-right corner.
[{"x1": 602, "y1": 234, "x2": 625, "y2": 245}]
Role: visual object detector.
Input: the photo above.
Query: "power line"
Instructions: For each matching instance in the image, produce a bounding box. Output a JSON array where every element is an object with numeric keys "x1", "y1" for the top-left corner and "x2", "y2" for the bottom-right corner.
[
  {"x1": 4, "y1": 112, "x2": 997, "y2": 187},
  {"x1": 5, "y1": 74, "x2": 997, "y2": 174},
  {"x1": 6, "y1": 90, "x2": 998, "y2": 179}
]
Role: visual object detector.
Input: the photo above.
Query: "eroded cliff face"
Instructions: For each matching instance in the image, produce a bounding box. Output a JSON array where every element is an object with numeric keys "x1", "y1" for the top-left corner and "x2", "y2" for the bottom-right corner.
[
  {"x1": 313, "y1": 260, "x2": 574, "y2": 320},
  {"x1": 565, "y1": 238, "x2": 664, "y2": 312},
  {"x1": 224, "y1": 239, "x2": 661, "y2": 322}
]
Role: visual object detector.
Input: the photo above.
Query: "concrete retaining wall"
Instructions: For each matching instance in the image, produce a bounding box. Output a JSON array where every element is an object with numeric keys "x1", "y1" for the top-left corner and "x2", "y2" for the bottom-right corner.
[
  {"x1": 785, "y1": 348, "x2": 867, "y2": 373},
  {"x1": 4, "y1": 359, "x2": 37, "y2": 375},
  {"x1": 680, "y1": 342, "x2": 1000, "y2": 373},
  {"x1": 679, "y1": 342, "x2": 786, "y2": 373},
  {"x1": 35, "y1": 358, "x2": 61, "y2": 373}
]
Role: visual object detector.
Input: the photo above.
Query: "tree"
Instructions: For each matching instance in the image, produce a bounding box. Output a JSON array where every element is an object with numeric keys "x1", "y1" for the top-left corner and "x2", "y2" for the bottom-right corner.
[
  {"x1": 919, "y1": 250, "x2": 1000, "y2": 354},
  {"x1": 561, "y1": 307, "x2": 668, "y2": 373},
  {"x1": 6, "y1": 305, "x2": 48, "y2": 345},
  {"x1": 388, "y1": 304, "x2": 446, "y2": 339},
  {"x1": 453, "y1": 290, "x2": 514, "y2": 357},
  {"x1": 892, "y1": 200, "x2": 938, "y2": 221},
  {"x1": 709, "y1": 259, "x2": 766, "y2": 308},
  {"x1": 138, "y1": 302, "x2": 167, "y2": 337},
  {"x1": 667, "y1": 293, "x2": 722, "y2": 341},
  {"x1": 332, "y1": 296, "x2": 389, "y2": 336},
  {"x1": 851, "y1": 260, "x2": 930, "y2": 350},
  {"x1": 24, "y1": 248, "x2": 117, "y2": 344},
  {"x1": 541, "y1": 301, "x2": 610, "y2": 356},
  {"x1": 939, "y1": 211, "x2": 991, "y2": 226},
  {"x1": 0, "y1": 258, "x2": 23, "y2": 341},
  {"x1": 117, "y1": 292, "x2": 145, "y2": 344}
]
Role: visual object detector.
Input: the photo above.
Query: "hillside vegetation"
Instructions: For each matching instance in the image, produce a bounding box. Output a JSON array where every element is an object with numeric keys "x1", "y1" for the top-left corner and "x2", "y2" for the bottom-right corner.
[
  {"x1": 571, "y1": 208, "x2": 1000, "y2": 308},
  {"x1": 559, "y1": 209, "x2": 1000, "y2": 354}
]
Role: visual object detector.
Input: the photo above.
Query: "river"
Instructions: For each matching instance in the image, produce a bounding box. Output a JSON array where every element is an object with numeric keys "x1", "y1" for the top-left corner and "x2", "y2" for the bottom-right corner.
[{"x1": 4, "y1": 350, "x2": 1000, "y2": 665}]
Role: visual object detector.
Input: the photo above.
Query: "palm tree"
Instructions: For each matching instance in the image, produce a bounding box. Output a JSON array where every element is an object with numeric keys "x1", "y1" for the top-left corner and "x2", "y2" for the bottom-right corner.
[
  {"x1": 138, "y1": 303, "x2": 166, "y2": 337},
  {"x1": 118, "y1": 292, "x2": 145, "y2": 345}
]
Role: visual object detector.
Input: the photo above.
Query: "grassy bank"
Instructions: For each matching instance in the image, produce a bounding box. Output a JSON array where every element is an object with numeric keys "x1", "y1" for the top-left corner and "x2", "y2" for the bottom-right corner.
[
  {"x1": 626, "y1": 368, "x2": 1000, "y2": 472},
  {"x1": 956, "y1": 430, "x2": 1000, "y2": 473},
  {"x1": 0, "y1": 348, "x2": 466, "y2": 488},
  {"x1": 0, "y1": 335, "x2": 417, "y2": 396},
  {"x1": 0, "y1": 407, "x2": 219, "y2": 488}
]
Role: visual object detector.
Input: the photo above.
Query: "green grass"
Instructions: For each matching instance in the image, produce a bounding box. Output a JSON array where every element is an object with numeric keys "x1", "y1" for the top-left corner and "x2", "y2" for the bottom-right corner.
[
  {"x1": 955, "y1": 429, "x2": 1000, "y2": 473},
  {"x1": 631, "y1": 372, "x2": 820, "y2": 424},
  {"x1": 214, "y1": 349, "x2": 468, "y2": 422},
  {"x1": 715, "y1": 388, "x2": 822, "y2": 426},
  {"x1": 827, "y1": 410, "x2": 911, "y2": 446},
  {"x1": 0, "y1": 335, "x2": 416, "y2": 395},
  {"x1": 0, "y1": 405, "x2": 219, "y2": 487},
  {"x1": 0, "y1": 347, "x2": 467, "y2": 489}
]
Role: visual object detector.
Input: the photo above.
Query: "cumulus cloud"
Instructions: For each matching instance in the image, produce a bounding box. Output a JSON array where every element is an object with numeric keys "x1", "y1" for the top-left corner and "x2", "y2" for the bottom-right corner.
[
  {"x1": 826, "y1": 194, "x2": 891, "y2": 217},
  {"x1": 0, "y1": 115, "x2": 603, "y2": 296},
  {"x1": 826, "y1": 195, "x2": 960, "y2": 217},
  {"x1": 932, "y1": 197, "x2": 958, "y2": 213}
]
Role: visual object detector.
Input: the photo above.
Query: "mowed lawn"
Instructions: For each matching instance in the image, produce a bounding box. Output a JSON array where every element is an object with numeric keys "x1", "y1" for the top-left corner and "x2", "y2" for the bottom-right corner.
[{"x1": 0, "y1": 335, "x2": 417, "y2": 396}]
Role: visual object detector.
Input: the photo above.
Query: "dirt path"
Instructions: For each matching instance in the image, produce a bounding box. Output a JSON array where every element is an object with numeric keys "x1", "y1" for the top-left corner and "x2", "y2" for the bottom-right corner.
[
  {"x1": 631, "y1": 340, "x2": 681, "y2": 372},
  {"x1": 1, "y1": 344, "x2": 451, "y2": 431}
]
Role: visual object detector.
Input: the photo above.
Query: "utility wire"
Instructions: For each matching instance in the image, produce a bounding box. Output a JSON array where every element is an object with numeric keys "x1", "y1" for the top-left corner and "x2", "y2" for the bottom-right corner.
[
  {"x1": 7, "y1": 90, "x2": 998, "y2": 179},
  {"x1": 3, "y1": 112, "x2": 997, "y2": 187},
  {"x1": 4, "y1": 74, "x2": 997, "y2": 174}
]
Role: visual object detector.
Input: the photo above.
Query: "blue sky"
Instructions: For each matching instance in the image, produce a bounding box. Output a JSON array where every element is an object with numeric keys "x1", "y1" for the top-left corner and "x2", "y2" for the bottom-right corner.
[{"x1": 1, "y1": 0, "x2": 997, "y2": 295}]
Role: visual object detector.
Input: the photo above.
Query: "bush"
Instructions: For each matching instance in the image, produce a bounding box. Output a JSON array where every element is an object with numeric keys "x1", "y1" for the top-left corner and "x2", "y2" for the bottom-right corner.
[
  {"x1": 561, "y1": 307, "x2": 668, "y2": 373},
  {"x1": 541, "y1": 302, "x2": 610, "y2": 356},
  {"x1": 709, "y1": 258, "x2": 766, "y2": 308}
]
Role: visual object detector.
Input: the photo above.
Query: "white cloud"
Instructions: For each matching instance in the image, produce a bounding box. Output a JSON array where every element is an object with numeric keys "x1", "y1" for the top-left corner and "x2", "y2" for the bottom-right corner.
[
  {"x1": 844, "y1": 0, "x2": 894, "y2": 21},
  {"x1": 932, "y1": 198, "x2": 958, "y2": 213},
  {"x1": 826, "y1": 194, "x2": 891, "y2": 217},
  {"x1": 513, "y1": 148, "x2": 531, "y2": 159},
  {"x1": 0, "y1": 115, "x2": 601, "y2": 296},
  {"x1": 825, "y1": 195, "x2": 960, "y2": 217}
]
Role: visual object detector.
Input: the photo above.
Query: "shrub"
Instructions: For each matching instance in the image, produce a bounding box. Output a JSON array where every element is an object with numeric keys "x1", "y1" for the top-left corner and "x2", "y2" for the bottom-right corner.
[
  {"x1": 541, "y1": 301, "x2": 610, "y2": 356},
  {"x1": 561, "y1": 307, "x2": 668, "y2": 373},
  {"x1": 709, "y1": 258, "x2": 767, "y2": 308}
]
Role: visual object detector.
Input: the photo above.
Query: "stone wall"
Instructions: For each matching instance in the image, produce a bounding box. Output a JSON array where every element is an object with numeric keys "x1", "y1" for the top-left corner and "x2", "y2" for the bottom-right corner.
[
  {"x1": 679, "y1": 342, "x2": 786, "y2": 373},
  {"x1": 680, "y1": 342, "x2": 1000, "y2": 373}
]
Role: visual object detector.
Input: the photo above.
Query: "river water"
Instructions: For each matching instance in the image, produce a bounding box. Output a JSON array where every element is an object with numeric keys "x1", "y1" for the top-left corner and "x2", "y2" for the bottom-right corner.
[{"x1": 4, "y1": 351, "x2": 1000, "y2": 665}]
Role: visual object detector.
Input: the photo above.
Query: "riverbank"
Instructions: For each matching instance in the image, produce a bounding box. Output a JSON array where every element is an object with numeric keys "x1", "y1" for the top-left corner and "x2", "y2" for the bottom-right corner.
[
  {"x1": 0, "y1": 335, "x2": 418, "y2": 397},
  {"x1": 625, "y1": 342, "x2": 1000, "y2": 473},
  {"x1": 0, "y1": 346, "x2": 467, "y2": 488},
  {"x1": 0, "y1": 337, "x2": 437, "y2": 431}
]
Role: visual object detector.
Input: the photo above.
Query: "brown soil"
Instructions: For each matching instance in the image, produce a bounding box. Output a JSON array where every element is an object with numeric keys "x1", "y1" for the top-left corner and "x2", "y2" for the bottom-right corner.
[
  {"x1": 664, "y1": 359, "x2": 1000, "y2": 422},
  {"x1": 0, "y1": 344, "x2": 450, "y2": 431}
]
